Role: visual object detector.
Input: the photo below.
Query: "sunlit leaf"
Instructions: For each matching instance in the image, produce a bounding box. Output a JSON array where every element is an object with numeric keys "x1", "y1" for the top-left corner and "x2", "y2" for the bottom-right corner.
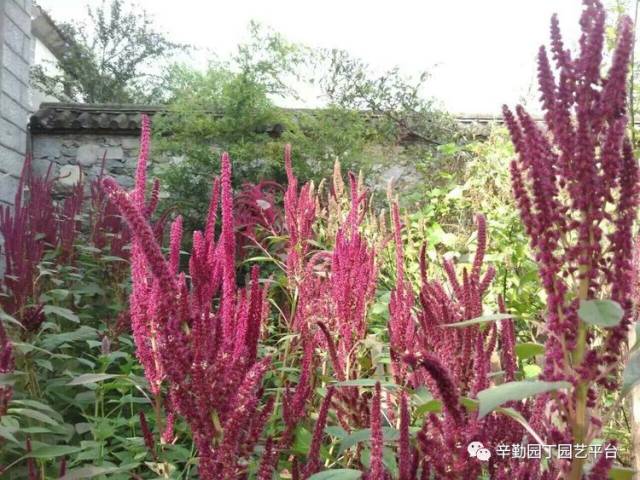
[
  {"x1": 514, "y1": 342, "x2": 545, "y2": 360},
  {"x1": 338, "y1": 427, "x2": 400, "y2": 455},
  {"x1": 26, "y1": 445, "x2": 84, "y2": 458},
  {"x1": 442, "y1": 313, "x2": 513, "y2": 328},
  {"x1": 0, "y1": 425, "x2": 18, "y2": 443},
  {"x1": 59, "y1": 463, "x2": 140, "y2": 480},
  {"x1": 331, "y1": 378, "x2": 398, "y2": 389},
  {"x1": 607, "y1": 466, "x2": 636, "y2": 480},
  {"x1": 307, "y1": 469, "x2": 363, "y2": 480},
  {"x1": 8, "y1": 408, "x2": 59, "y2": 426},
  {"x1": 67, "y1": 373, "x2": 121, "y2": 386},
  {"x1": 578, "y1": 299, "x2": 623, "y2": 328},
  {"x1": 43, "y1": 305, "x2": 80, "y2": 323},
  {"x1": 623, "y1": 351, "x2": 640, "y2": 393},
  {"x1": 0, "y1": 311, "x2": 24, "y2": 329},
  {"x1": 477, "y1": 381, "x2": 570, "y2": 418}
]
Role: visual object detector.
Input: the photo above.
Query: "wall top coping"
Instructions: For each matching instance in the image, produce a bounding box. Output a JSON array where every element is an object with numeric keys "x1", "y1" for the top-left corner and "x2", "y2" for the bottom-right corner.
[{"x1": 29, "y1": 102, "x2": 514, "y2": 137}]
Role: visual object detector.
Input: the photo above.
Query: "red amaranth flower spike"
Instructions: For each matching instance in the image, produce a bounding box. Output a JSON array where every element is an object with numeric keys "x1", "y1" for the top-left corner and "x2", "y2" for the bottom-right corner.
[
  {"x1": 304, "y1": 386, "x2": 335, "y2": 477},
  {"x1": 503, "y1": 1, "x2": 638, "y2": 476},
  {"x1": 133, "y1": 113, "x2": 151, "y2": 210},
  {"x1": 498, "y1": 295, "x2": 517, "y2": 382},
  {"x1": 388, "y1": 203, "x2": 415, "y2": 385},
  {"x1": 405, "y1": 353, "x2": 463, "y2": 427},
  {"x1": 283, "y1": 337, "x2": 315, "y2": 442},
  {"x1": 368, "y1": 382, "x2": 384, "y2": 480},
  {"x1": 26, "y1": 436, "x2": 37, "y2": 480},
  {"x1": 398, "y1": 391, "x2": 412, "y2": 480},
  {"x1": 139, "y1": 410, "x2": 157, "y2": 461},
  {"x1": 106, "y1": 142, "x2": 273, "y2": 478},
  {"x1": 283, "y1": 144, "x2": 317, "y2": 286},
  {"x1": 257, "y1": 437, "x2": 277, "y2": 480},
  {"x1": 0, "y1": 320, "x2": 13, "y2": 418}
]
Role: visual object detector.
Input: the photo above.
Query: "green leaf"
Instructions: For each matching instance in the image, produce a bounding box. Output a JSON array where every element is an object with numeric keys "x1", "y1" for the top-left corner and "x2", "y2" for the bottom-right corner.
[
  {"x1": 445, "y1": 185, "x2": 465, "y2": 200},
  {"x1": 442, "y1": 313, "x2": 513, "y2": 328},
  {"x1": 43, "y1": 305, "x2": 80, "y2": 323},
  {"x1": 292, "y1": 426, "x2": 311, "y2": 455},
  {"x1": 8, "y1": 408, "x2": 59, "y2": 426},
  {"x1": 41, "y1": 326, "x2": 98, "y2": 350},
  {"x1": 75, "y1": 245, "x2": 101, "y2": 253},
  {"x1": 415, "y1": 399, "x2": 442, "y2": 416},
  {"x1": 477, "y1": 380, "x2": 571, "y2": 418},
  {"x1": 59, "y1": 463, "x2": 140, "y2": 479},
  {"x1": 0, "y1": 372, "x2": 24, "y2": 386},
  {"x1": 578, "y1": 300, "x2": 623, "y2": 328},
  {"x1": 523, "y1": 364, "x2": 542, "y2": 379},
  {"x1": 0, "y1": 311, "x2": 24, "y2": 329},
  {"x1": 515, "y1": 342, "x2": 545, "y2": 360},
  {"x1": 623, "y1": 350, "x2": 640, "y2": 393},
  {"x1": 632, "y1": 323, "x2": 640, "y2": 353},
  {"x1": 21, "y1": 427, "x2": 54, "y2": 434},
  {"x1": 331, "y1": 379, "x2": 398, "y2": 389},
  {"x1": 338, "y1": 427, "x2": 399, "y2": 455},
  {"x1": 325, "y1": 426, "x2": 348, "y2": 438},
  {"x1": 27, "y1": 445, "x2": 84, "y2": 458},
  {"x1": 1, "y1": 415, "x2": 19, "y2": 430},
  {"x1": 35, "y1": 359, "x2": 53, "y2": 371},
  {"x1": 460, "y1": 397, "x2": 479, "y2": 411},
  {"x1": 307, "y1": 469, "x2": 363, "y2": 480},
  {"x1": 0, "y1": 425, "x2": 18, "y2": 443},
  {"x1": 46, "y1": 289, "x2": 71, "y2": 300},
  {"x1": 438, "y1": 143, "x2": 461, "y2": 156},
  {"x1": 100, "y1": 255, "x2": 128, "y2": 263},
  {"x1": 494, "y1": 407, "x2": 544, "y2": 445},
  {"x1": 67, "y1": 373, "x2": 120, "y2": 386},
  {"x1": 608, "y1": 466, "x2": 636, "y2": 480},
  {"x1": 11, "y1": 399, "x2": 63, "y2": 422}
]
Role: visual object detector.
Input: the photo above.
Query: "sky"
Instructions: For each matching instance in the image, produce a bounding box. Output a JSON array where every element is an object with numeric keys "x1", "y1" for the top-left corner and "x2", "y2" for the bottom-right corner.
[{"x1": 36, "y1": 0, "x2": 592, "y2": 115}]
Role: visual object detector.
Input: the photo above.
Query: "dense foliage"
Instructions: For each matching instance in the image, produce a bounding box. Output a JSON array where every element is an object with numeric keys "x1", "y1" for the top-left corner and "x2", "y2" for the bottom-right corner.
[
  {"x1": 31, "y1": 0, "x2": 185, "y2": 103},
  {"x1": 3, "y1": 0, "x2": 640, "y2": 479},
  {"x1": 153, "y1": 24, "x2": 456, "y2": 228}
]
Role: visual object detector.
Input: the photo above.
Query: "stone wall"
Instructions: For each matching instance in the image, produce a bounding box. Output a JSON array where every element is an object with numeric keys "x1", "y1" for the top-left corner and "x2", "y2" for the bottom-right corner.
[
  {"x1": 32, "y1": 134, "x2": 144, "y2": 192},
  {"x1": 28, "y1": 104, "x2": 168, "y2": 193},
  {"x1": 27, "y1": 103, "x2": 502, "y2": 201},
  {"x1": 0, "y1": 0, "x2": 32, "y2": 206}
]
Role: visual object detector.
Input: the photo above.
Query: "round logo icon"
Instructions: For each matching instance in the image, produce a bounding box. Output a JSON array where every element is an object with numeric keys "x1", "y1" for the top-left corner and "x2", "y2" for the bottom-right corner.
[
  {"x1": 467, "y1": 441, "x2": 484, "y2": 458},
  {"x1": 476, "y1": 448, "x2": 491, "y2": 461},
  {"x1": 468, "y1": 441, "x2": 491, "y2": 461}
]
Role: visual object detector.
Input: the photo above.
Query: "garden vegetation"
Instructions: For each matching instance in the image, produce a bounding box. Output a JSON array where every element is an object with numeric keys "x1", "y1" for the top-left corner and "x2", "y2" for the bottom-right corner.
[{"x1": 3, "y1": 0, "x2": 640, "y2": 479}]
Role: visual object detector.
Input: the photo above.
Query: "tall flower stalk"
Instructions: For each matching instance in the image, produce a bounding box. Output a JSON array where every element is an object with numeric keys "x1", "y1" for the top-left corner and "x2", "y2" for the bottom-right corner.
[
  {"x1": 104, "y1": 115, "x2": 272, "y2": 478},
  {"x1": 390, "y1": 211, "x2": 524, "y2": 479},
  {"x1": 0, "y1": 158, "x2": 54, "y2": 319},
  {"x1": 504, "y1": 0, "x2": 638, "y2": 476}
]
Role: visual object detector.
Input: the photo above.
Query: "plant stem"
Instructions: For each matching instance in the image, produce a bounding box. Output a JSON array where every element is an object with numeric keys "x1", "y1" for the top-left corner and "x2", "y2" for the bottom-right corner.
[
  {"x1": 154, "y1": 392, "x2": 163, "y2": 440},
  {"x1": 568, "y1": 265, "x2": 590, "y2": 480}
]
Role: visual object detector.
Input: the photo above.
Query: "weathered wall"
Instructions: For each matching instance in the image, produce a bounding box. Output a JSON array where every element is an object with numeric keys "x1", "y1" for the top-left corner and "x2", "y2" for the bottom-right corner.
[
  {"x1": 27, "y1": 103, "x2": 499, "y2": 200},
  {"x1": 28, "y1": 132, "x2": 436, "y2": 202},
  {"x1": 31, "y1": 133, "x2": 172, "y2": 193},
  {"x1": 0, "y1": 0, "x2": 32, "y2": 206},
  {"x1": 33, "y1": 134, "x2": 140, "y2": 190}
]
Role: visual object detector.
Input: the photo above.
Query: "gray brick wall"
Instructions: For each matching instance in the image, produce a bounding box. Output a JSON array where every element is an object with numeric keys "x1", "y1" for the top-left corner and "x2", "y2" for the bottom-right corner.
[{"x1": 0, "y1": 0, "x2": 32, "y2": 207}]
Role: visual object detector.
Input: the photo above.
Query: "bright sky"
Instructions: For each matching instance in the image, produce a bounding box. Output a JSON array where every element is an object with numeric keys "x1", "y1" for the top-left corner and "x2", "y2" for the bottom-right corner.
[{"x1": 37, "y1": 0, "x2": 590, "y2": 115}]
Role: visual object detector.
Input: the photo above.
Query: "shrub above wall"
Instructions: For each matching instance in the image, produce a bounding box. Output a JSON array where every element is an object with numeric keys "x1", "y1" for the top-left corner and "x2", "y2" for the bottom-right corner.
[{"x1": 28, "y1": 102, "x2": 503, "y2": 204}]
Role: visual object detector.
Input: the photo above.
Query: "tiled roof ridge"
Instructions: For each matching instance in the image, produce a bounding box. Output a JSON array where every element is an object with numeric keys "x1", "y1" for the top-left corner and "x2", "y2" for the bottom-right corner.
[{"x1": 29, "y1": 102, "x2": 514, "y2": 135}]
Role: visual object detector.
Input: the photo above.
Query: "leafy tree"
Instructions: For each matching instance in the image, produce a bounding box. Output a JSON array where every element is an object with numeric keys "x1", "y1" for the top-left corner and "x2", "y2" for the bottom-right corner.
[
  {"x1": 31, "y1": 0, "x2": 185, "y2": 103},
  {"x1": 317, "y1": 48, "x2": 456, "y2": 146},
  {"x1": 154, "y1": 24, "x2": 457, "y2": 228},
  {"x1": 154, "y1": 25, "x2": 368, "y2": 222}
]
